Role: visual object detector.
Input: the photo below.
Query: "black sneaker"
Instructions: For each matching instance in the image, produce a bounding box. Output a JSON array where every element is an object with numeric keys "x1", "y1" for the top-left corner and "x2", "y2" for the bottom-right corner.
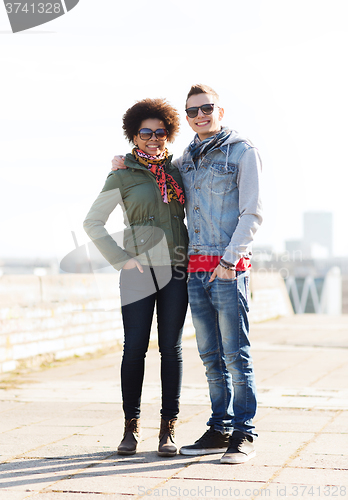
[
  {"x1": 179, "y1": 426, "x2": 230, "y2": 456},
  {"x1": 220, "y1": 430, "x2": 256, "y2": 464}
]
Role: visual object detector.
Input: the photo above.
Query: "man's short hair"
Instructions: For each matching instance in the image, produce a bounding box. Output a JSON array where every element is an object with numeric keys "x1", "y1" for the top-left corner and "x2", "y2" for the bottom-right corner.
[{"x1": 186, "y1": 84, "x2": 220, "y2": 105}]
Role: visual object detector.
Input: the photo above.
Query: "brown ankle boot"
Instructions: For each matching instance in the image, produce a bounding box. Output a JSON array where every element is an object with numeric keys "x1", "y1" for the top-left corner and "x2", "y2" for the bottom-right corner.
[
  {"x1": 117, "y1": 418, "x2": 140, "y2": 455},
  {"x1": 158, "y1": 417, "x2": 177, "y2": 457}
]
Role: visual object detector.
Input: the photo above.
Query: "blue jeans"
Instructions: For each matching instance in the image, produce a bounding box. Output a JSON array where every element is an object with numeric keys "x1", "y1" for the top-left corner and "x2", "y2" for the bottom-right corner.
[
  {"x1": 187, "y1": 270, "x2": 257, "y2": 436},
  {"x1": 120, "y1": 266, "x2": 188, "y2": 420}
]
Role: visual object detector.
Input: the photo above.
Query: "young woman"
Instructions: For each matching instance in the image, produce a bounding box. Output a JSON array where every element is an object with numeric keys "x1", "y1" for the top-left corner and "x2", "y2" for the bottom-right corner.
[{"x1": 83, "y1": 99, "x2": 188, "y2": 457}]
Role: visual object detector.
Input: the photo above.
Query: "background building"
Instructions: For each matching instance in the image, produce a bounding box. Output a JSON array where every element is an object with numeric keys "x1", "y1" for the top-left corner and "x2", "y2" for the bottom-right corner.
[{"x1": 303, "y1": 211, "x2": 333, "y2": 259}]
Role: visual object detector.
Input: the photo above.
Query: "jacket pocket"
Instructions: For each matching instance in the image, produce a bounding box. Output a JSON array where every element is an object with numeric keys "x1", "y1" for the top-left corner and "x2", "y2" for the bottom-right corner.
[
  {"x1": 123, "y1": 225, "x2": 164, "y2": 256},
  {"x1": 209, "y1": 163, "x2": 237, "y2": 195}
]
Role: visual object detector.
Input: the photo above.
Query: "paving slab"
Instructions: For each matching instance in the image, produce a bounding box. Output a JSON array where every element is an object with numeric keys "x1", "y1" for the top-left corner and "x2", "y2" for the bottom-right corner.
[
  {"x1": 249, "y1": 431, "x2": 316, "y2": 468},
  {"x1": 0, "y1": 491, "x2": 33, "y2": 500},
  {"x1": 291, "y1": 451, "x2": 348, "y2": 469},
  {"x1": 175, "y1": 460, "x2": 280, "y2": 482},
  {"x1": 274, "y1": 466, "x2": 348, "y2": 486},
  {"x1": 254, "y1": 408, "x2": 335, "y2": 433},
  {"x1": 324, "y1": 411, "x2": 348, "y2": 433},
  {"x1": 49, "y1": 470, "x2": 168, "y2": 496}
]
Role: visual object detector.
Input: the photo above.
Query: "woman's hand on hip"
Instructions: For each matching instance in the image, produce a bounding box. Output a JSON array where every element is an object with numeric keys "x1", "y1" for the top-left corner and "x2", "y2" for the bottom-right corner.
[
  {"x1": 122, "y1": 258, "x2": 143, "y2": 273},
  {"x1": 111, "y1": 155, "x2": 127, "y2": 171}
]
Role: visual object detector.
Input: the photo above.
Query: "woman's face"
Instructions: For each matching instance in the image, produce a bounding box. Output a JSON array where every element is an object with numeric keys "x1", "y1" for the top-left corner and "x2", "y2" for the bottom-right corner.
[{"x1": 133, "y1": 118, "x2": 168, "y2": 156}]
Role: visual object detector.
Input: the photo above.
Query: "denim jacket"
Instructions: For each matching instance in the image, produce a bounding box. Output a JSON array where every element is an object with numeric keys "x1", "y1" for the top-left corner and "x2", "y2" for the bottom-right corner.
[{"x1": 173, "y1": 130, "x2": 263, "y2": 266}]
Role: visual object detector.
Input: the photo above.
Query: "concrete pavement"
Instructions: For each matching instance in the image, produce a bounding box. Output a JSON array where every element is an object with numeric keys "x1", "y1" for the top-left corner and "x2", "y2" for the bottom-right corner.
[{"x1": 1, "y1": 314, "x2": 348, "y2": 499}]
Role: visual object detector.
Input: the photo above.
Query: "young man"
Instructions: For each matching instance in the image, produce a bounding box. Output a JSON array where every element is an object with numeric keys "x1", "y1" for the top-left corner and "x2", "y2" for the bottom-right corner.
[
  {"x1": 112, "y1": 85, "x2": 262, "y2": 464},
  {"x1": 173, "y1": 84, "x2": 262, "y2": 464}
]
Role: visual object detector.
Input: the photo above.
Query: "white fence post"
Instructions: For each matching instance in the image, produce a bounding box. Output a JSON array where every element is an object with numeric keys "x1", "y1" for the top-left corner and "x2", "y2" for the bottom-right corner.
[{"x1": 321, "y1": 267, "x2": 342, "y2": 315}]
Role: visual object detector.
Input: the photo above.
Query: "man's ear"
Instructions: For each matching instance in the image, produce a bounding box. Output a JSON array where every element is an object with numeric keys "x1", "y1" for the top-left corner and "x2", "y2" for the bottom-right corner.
[{"x1": 218, "y1": 107, "x2": 225, "y2": 121}]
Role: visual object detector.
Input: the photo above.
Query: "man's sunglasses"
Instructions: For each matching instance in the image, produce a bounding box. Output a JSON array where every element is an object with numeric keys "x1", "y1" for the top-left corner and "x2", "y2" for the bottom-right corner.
[
  {"x1": 138, "y1": 128, "x2": 168, "y2": 140},
  {"x1": 185, "y1": 103, "x2": 216, "y2": 119}
]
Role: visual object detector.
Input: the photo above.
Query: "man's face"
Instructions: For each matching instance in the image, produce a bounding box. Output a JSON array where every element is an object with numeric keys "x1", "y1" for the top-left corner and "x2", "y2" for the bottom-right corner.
[{"x1": 186, "y1": 93, "x2": 224, "y2": 140}]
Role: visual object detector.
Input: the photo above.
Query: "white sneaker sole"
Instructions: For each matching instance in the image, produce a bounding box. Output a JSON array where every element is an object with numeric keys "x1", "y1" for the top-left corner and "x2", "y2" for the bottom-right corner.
[
  {"x1": 220, "y1": 450, "x2": 256, "y2": 464},
  {"x1": 179, "y1": 447, "x2": 228, "y2": 456}
]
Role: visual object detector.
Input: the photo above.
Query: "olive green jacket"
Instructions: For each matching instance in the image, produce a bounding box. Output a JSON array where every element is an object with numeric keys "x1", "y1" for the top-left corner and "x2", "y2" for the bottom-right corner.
[{"x1": 83, "y1": 154, "x2": 188, "y2": 271}]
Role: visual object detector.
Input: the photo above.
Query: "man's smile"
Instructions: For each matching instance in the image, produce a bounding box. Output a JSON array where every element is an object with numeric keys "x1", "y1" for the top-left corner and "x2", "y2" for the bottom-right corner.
[{"x1": 195, "y1": 120, "x2": 210, "y2": 127}]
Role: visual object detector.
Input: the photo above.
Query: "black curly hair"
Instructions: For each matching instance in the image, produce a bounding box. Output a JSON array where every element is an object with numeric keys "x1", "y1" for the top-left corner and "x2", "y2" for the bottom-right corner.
[{"x1": 122, "y1": 98, "x2": 180, "y2": 144}]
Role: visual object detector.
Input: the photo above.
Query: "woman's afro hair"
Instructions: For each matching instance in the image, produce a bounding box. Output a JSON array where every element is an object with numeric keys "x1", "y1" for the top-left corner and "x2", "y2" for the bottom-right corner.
[{"x1": 122, "y1": 98, "x2": 180, "y2": 143}]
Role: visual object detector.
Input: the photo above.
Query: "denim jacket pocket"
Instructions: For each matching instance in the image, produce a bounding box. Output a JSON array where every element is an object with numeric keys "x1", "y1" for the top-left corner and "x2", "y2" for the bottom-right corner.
[{"x1": 209, "y1": 163, "x2": 237, "y2": 195}]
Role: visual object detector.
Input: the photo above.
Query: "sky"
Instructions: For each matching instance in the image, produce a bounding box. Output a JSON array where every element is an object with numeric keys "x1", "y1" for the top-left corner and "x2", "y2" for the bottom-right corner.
[{"x1": 1, "y1": 0, "x2": 348, "y2": 265}]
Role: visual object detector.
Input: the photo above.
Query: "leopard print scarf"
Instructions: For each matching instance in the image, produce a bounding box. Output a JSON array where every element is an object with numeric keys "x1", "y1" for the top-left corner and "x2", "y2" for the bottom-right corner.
[{"x1": 132, "y1": 148, "x2": 185, "y2": 205}]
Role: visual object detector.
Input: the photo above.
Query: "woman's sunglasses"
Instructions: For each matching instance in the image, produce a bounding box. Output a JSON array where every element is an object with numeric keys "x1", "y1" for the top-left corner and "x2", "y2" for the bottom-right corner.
[
  {"x1": 138, "y1": 128, "x2": 168, "y2": 140},
  {"x1": 185, "y1": 103, "x2": 216, "y2": 119}
]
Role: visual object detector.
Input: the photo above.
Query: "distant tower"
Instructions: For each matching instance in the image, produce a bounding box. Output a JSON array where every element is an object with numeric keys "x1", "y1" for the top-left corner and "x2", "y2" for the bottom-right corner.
[{"x1": 303, "y1": 212, "x2": 333, "y2": 259}]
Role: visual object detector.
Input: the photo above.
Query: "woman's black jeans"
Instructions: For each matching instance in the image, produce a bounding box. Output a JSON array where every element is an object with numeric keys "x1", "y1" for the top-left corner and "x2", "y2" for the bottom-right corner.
[{"x1": 120, "y1": 266, "x2": 188, "y2": 420}]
